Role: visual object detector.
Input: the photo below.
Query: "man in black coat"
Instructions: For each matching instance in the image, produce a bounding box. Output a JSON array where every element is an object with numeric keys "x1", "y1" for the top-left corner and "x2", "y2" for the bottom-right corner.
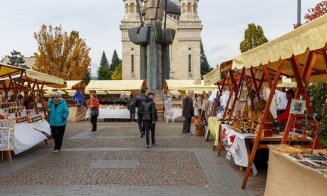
[
  {"x1": 182, "y1": 91, "x2": 194, "y2": 134},
  {"x1": 140, "y1": 93, "x2": 158, "y2": 148},
  {"x1": 135, "y1": 89, "x2": 147, "y2": 137}
]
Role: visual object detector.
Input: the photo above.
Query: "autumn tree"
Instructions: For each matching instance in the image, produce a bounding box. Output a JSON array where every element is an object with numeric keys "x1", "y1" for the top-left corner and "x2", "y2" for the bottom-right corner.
[
  {"x1": 8, "y1": 50, "x2": 29, "y2": 69},
  {"x1": 305, "y1": 1, "x2": 327, "y2": 22},
  {"x1": 111, "y1": 62, "x2": 122, "y2": 80},
  {"x1": 200, "y1": 41, "x2": 213, "y2": 76},
  {"x1": 33, "y1": 25, "x2": 91, "y2": 80},
  {"x1": 240, "y1": 23, "x2": 268, "y2": 53},
  {"x1": 110, "y1": 50, "x2": 120, "y2": 72},
  {"x1": 97, "y1": 51, "x2": 111, "y2": 80}
]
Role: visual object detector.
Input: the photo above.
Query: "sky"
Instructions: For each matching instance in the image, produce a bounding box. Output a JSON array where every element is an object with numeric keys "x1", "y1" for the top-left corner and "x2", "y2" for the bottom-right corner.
[{"x1": 0, "y1": 0, "x2": 322, "y2": 76}]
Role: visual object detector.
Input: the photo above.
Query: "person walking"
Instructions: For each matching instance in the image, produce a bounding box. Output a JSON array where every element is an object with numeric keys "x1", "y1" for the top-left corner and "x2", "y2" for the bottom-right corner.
[
  {"x1": 140, "y1": 93, "x2": 158, "y2": 148},
  {"x1": 47, "y1": 92, "x2": 69, "y2": 153},
  {"x1": 87, "y1": 93, "x2": 100, "y2": 132},
  {"x1": 135, "y1": 89, "x2": 147, "y2": 137},
  {"x1": 182, "y1": 91, "x2": 194, "y2": 134},
  {"x1": 127, "y1": 94, "x2": 136, "y2": 123}
]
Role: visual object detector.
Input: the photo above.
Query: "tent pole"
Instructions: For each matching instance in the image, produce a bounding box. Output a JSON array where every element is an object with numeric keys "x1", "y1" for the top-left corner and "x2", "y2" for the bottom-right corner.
[{"x1": 242, "y1": 60, "x2": 283, "y2": 189}]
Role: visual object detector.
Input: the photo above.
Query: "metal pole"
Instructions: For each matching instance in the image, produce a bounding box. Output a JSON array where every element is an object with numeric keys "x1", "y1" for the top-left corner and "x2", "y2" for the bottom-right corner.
[{"x1": 297, "y1": 0, "x2": 301, "y2": 26}]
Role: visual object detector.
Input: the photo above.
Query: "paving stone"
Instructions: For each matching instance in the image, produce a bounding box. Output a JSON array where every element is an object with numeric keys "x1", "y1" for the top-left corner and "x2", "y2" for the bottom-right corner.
[{"x1": 0, "y1": 121, "x2": 260, "y2": 196}]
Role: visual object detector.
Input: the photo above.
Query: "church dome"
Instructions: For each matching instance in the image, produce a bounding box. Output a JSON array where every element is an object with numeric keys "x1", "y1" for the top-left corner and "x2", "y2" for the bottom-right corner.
[{"x1": 167, "y1": 0, "x2": 181, "y2": 16}]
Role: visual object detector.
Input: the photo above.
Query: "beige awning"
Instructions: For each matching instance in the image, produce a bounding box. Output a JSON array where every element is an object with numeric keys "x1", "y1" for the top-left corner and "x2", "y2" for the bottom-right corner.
[
  {"x1": 233, "y1": 14, "x2": 327, "y2": 70},
  {"x1": 25, "y1": 69, "x2": 64, "y2": 85},
  {"x1": 164, "y1": 80, "x2": 217, "y2": 91},
  {"x1": 231, "y1": 15, "x2": 327, "y2": 83},
  {"x1": 0, "y1": 63, "x2": 23, "y2": 77},
  {"x1": 203, "y1": 67, "x2": 222, "y2": 85},
  {"x1": 85, "y1": 80, "x2": 146, "y2": 91}
]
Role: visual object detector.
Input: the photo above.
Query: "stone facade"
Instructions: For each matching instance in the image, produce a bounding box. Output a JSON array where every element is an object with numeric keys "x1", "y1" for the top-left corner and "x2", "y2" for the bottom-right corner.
[{"x1": 120, "y1": 0, "x2": 202, "y2": 80}]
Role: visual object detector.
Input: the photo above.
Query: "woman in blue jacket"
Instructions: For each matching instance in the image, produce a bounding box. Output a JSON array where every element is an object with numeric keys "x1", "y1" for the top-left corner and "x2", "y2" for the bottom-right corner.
[{"x1": 47, "y1": 92, "x2": 69, "y2": 153}]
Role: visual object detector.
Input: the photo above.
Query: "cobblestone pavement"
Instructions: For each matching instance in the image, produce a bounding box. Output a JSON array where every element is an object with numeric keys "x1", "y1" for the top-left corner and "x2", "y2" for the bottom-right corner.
[{"x1": 0, "y1": 121, "x2": 264, "y2": 195}]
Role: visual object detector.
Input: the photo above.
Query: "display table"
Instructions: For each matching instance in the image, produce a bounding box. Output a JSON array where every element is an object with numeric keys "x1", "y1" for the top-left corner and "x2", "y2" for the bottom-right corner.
[
  {"x1": 68, "y1": 106, "x2": 88, "y2": 122},
  {"x1": 206, "y1": 117, "x2": 221, "y2": 147},
  {"x1": 219, "y1": 124, "x2": 313, "y2": 168},
  {"x1": 97, "y1": 108, "x2": 134, "y2": 119},
  {"x1": 265, "y1": 149, "x2": 327, "y2": 196},
  {"x1": 14, "y1": 121, "x2": 49, "y2": 154}
]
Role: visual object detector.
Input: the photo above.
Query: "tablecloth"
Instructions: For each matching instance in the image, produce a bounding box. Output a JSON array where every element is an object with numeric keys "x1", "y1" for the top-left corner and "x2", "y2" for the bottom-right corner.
[
  {"x1": 207, "y1": 117, "x2": 221, "y2": 146},
  {"x1": 221, "y1": 124, "x2": 250, "y2": 167},
  {"x1": 14, "y1": 122, "x2": 48, "y2": 154},
  {"x1": 264, "y1": 149, "x2": 327, "y2": 196}
]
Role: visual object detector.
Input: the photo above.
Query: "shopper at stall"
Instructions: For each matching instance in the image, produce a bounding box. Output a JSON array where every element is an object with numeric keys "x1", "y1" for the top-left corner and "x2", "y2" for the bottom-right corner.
[
  {"x1": 47, "y1": 92, "x2": 69, "y2": 153},
  {"x1": 182, "y1": 91, "x2": 194, "y2": 134},
  {"x1": 140, "y1": 93, "x2": 158, "y2": 148},
  {"x1": 127, "y1": 94, "x2": 136, "y2": 123},
  {"x1": 276, "y1": 89, "x2": 295, "y2": 123},
  {"x1": 135, "y1": 89, "x2": 147, "y2": 137},
  {"x1": 73, "y1": 90, "x2": 85, "y2": 106},
  {"x1": 87, "y1": 93, "x2": 100, "y2": 132}
]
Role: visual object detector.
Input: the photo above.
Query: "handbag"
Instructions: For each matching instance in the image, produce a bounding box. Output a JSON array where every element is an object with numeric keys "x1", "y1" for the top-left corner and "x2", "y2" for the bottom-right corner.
[{"x1": 91, "y1": 108, "x2": 99, "y2": 117}]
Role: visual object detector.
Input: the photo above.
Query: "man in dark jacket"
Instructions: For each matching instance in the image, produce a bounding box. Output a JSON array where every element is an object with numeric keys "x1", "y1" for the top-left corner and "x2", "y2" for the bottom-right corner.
[
  {"x1": 135, "y1": 89, "x2": 147, "y2": 137},
  {"x1": 182, "y1": 91, "x2": 194, "y2": 134},
  {"x1": 140, "y1": 93, "x2": 158, "y2": 148}
]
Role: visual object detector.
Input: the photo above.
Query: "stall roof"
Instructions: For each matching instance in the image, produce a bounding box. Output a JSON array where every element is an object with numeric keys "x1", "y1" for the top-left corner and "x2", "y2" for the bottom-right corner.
[
  {"x1": 85, "y1": 80, "x2": 146, "y2": 91},
  {"x1": 62, "y1": 80, "x2": 86, "y2": 90},
  {"x1": 203, "y1": 67, "x2": 222, "y2": 85},
  {"x1": 165, "y1": 80, "x2": 217, "y2": 91},
  {"x1": 0, "y1": 63, "x2": 23, "y2": 77},
  {"x1": 24, "y1": 69, "x2": 64, "y2": 85},
  {"x1": 232, "y1": 14, "x2": 327, "y2": 82}
]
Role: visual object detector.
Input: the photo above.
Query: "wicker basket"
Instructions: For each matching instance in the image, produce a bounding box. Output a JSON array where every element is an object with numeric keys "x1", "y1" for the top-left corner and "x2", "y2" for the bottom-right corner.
[{"x1": 194, "y1": 124, "x2": 205, "y2": 136}]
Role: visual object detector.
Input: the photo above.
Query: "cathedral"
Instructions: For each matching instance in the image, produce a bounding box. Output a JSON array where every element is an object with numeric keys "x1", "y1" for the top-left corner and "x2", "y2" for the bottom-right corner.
[{"x1": 120, "y1": 0, "x2": 202, "y2": 80}]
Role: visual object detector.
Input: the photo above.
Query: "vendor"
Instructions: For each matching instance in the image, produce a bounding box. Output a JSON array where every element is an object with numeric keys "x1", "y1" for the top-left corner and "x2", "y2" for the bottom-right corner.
[{"x1": 276, "y1": 89, "x2": 295, "y2": 123}]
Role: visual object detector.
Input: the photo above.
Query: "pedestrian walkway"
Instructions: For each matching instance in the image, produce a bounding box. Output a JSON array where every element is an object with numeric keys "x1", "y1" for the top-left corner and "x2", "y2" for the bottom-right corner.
[{"x1": 0, "y1": 121, "x2": 259, "y2": 196}]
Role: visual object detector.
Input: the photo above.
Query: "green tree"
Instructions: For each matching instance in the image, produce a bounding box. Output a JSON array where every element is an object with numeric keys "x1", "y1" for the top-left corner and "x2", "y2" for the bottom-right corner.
[
  {"x1": 111, "y1": 62, "x2": 122, "y2": 80},
  {"x1": 97, "y1": 51, "x2": 111, "y2": 80},
  {"x1": 83, "y1": 66, "x2": 92, "y2": 84},
  {"x1": 200, "y1": 41, "x2": 213, "y2": 76},
  {"x1": 109, "y1": 50, "x2": 120, "y2": 72},
  {"x1": 8, "y1": 50, "x2": 29, "y2": 69},
  {"x1": 240, "y1": 23, "x2": 268, "y2": 53},
  {"x1": 308, "y1": 83, "x2": 327, "y2": 148}
]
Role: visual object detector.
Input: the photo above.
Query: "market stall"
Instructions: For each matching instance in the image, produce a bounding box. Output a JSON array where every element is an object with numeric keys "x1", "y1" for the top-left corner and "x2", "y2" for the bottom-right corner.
[
  {"x1": 164, "y1": 80, "x2": 216, "y2": 121},
  {"x1": 264, "y1": 146, "x2": 327, "y2": 196},
  {"x1": 0, "y1": 63, "x2": 64, "y2": 160},
  {"x1": 231, "y1": 14, "x2": 327, "y2": 188},
  {"x1": 85, "y1": 80, "x2": 146, "y2": 119}
]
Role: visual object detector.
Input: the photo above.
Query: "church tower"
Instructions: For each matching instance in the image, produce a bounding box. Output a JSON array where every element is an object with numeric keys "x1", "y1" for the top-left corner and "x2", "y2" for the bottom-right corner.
[
  {"x1": 175, "y1": 0, "x2": 202, "y2": 79},
  {"x1": 120, "y1": 0, "x2": 141, "y2": 80}
]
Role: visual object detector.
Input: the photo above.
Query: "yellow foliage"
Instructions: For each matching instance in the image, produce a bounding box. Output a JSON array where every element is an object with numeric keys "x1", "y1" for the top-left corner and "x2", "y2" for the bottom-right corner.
[
  {"x1": 111, "y1": 62, "x2": 122, "y2": 80},
  {"x1": 33, "y1": 25, "x2": 91, "y2": 80}
]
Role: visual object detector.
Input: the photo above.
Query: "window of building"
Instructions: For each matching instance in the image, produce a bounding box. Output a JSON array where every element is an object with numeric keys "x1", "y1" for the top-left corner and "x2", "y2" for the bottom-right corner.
[
  {"x1": 188, "y1": 54, "x2": 192, "y2": 73},
  {"x1": 131, "y1": 55, "x2": 135, "y2": 73}
]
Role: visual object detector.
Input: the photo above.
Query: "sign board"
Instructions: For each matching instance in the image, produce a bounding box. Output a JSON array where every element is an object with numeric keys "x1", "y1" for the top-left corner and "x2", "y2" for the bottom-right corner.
[{"x1": 0, "y1": 120, "x2": 15, "y2": 151}]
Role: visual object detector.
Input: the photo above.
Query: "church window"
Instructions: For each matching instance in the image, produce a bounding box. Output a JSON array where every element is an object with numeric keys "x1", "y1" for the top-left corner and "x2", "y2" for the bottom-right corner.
[
  {"x1": 131, "y1": 55, "x2": 135, "y2": 73},
  {"x1": 188, "y1": 54, "x2": 192, "y2": 73},
  {"x1": 187, "y1": 3, "x2": 192, "y2": 12},
  {"x1": 130, "y1": 3, "x2": 135, "y2": 12}
]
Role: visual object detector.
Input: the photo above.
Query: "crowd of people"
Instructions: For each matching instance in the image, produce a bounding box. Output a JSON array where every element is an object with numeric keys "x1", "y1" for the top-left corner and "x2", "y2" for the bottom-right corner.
[{"x1": 46, "y1": 87, "x2": 294, "y2": 153}]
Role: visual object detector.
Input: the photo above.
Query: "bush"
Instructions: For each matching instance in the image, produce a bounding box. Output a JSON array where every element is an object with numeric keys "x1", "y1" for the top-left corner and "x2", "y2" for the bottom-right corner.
[{"x1": 308, "y1": 82, "x2": 327, "y2": 148}]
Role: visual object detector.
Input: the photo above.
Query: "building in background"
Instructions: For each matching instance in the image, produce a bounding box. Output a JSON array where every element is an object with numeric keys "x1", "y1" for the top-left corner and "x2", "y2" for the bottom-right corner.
[
  {"x1": 0, "y1": 56, "x2": 35, "y2": 69},
  {"x1": 120, "y1": 0, "x2": 202, "y2": 80}
]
